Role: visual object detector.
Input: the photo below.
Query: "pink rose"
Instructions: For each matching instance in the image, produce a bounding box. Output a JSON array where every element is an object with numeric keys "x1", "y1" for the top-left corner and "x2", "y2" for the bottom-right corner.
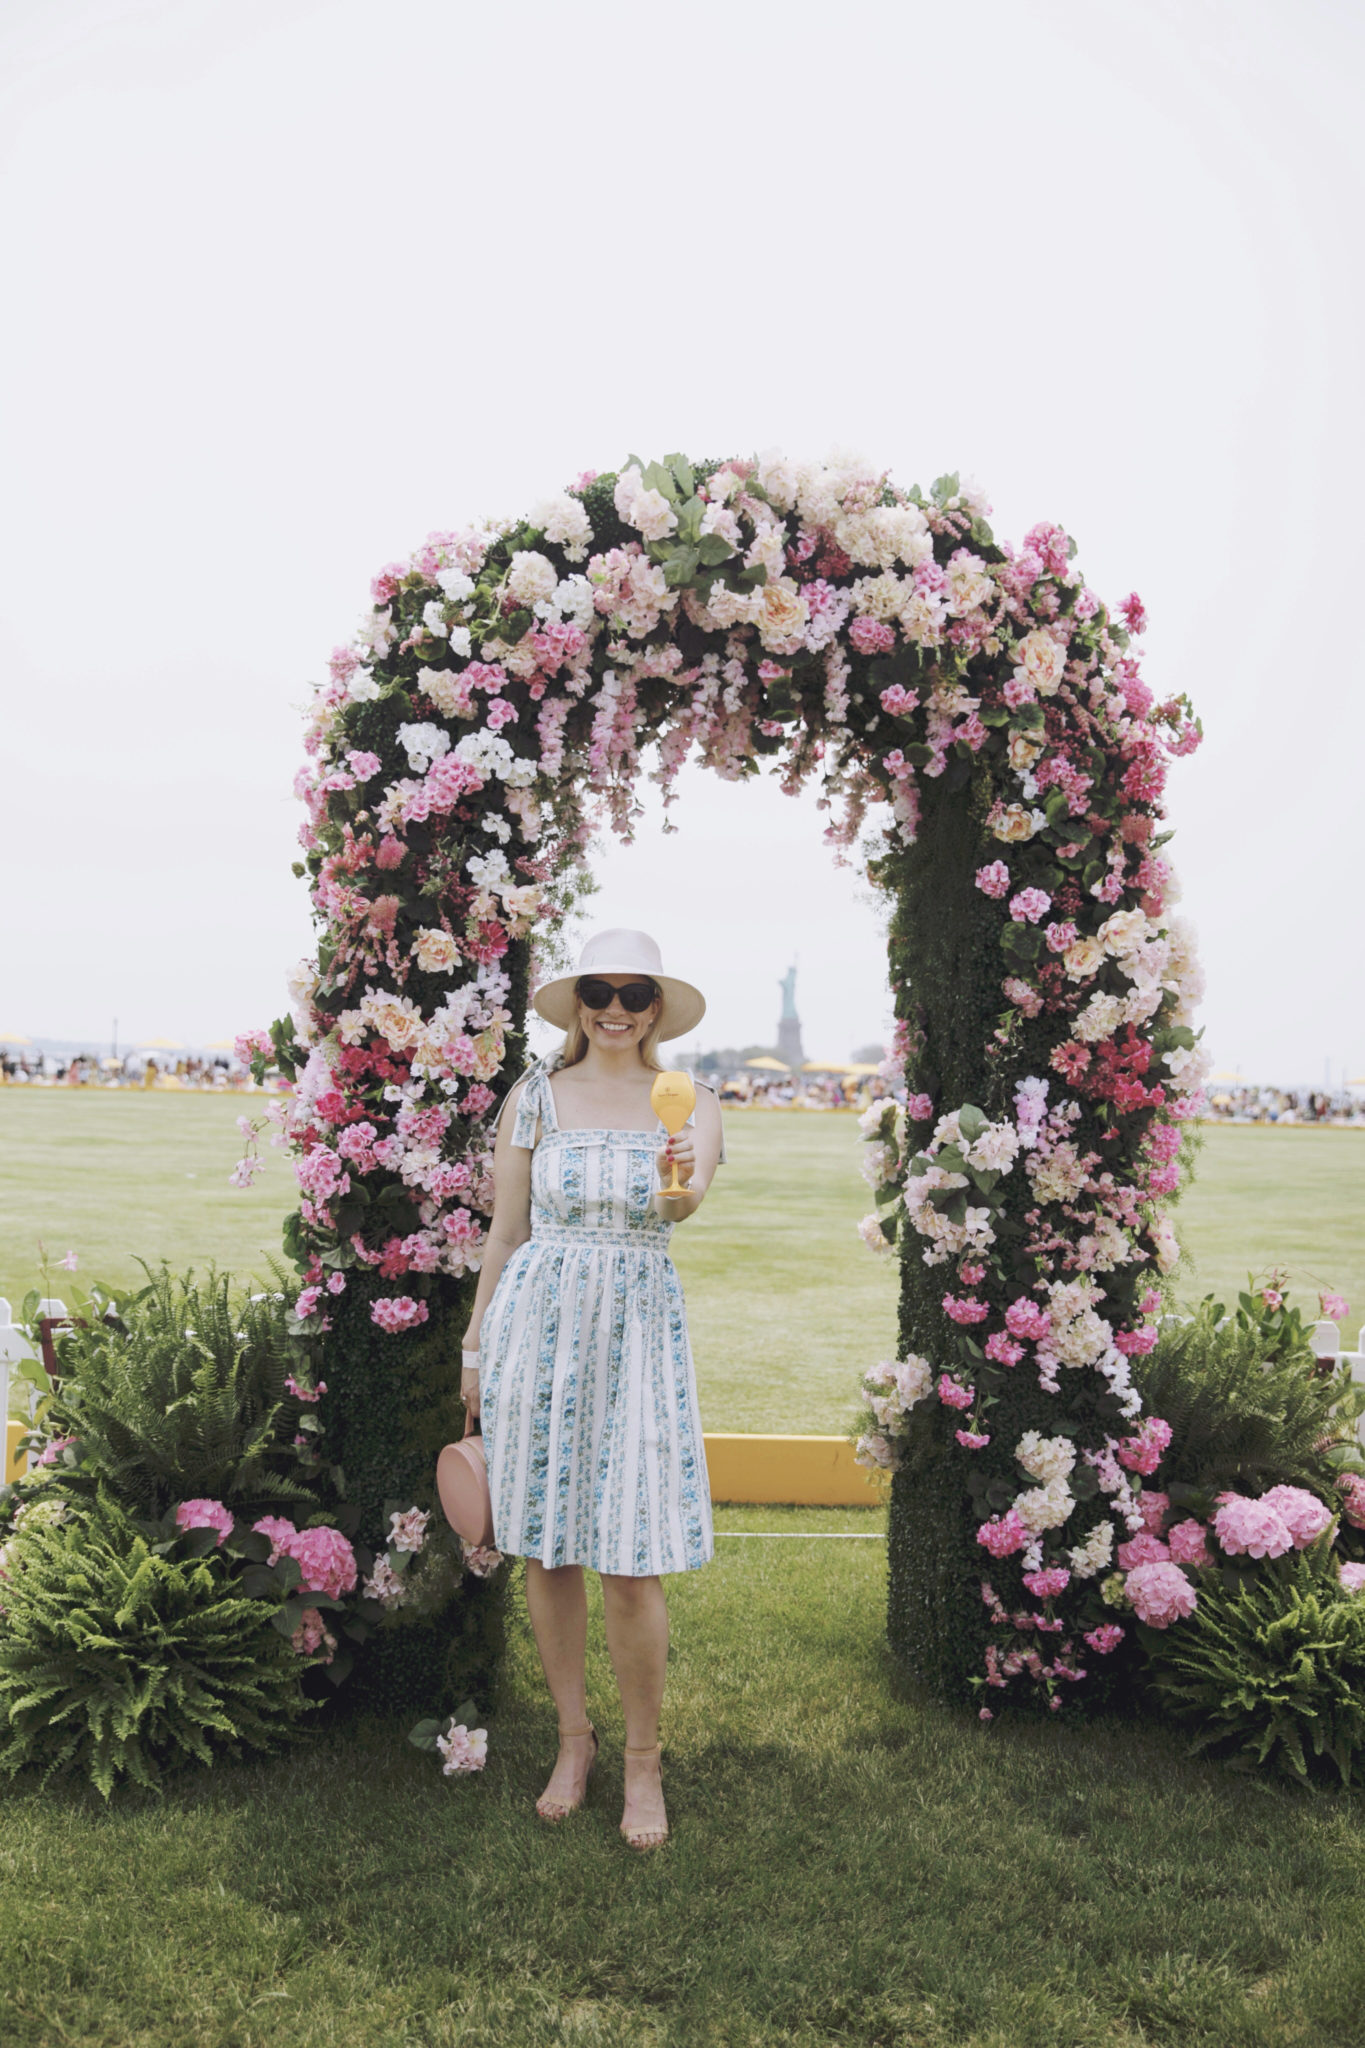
[
  {"x1": 1211, "y1": 1492, "x2": 1293, "y2": 1560},
  {"x1": 1166, "y1": 1518, "x2": 1212, "y2": 1569},
  {"x1": 1125, "y1": 1560, "x2": 1196, "y2": 1628},
  {"x1": 175, "y1": 1498, "x2": 234, "y2": 1547}
]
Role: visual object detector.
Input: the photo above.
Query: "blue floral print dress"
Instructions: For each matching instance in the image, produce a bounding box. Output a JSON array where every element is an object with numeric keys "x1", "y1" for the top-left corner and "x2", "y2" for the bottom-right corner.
[{"x1": 479, "y1": 1061, "x2": 716, "y2": 1577}]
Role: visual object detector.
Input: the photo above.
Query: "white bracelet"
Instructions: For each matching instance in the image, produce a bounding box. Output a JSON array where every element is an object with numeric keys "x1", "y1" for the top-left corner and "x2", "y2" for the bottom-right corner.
[{"x1": 462, "y1": 1347, "x2": 481, "y2": 1375}]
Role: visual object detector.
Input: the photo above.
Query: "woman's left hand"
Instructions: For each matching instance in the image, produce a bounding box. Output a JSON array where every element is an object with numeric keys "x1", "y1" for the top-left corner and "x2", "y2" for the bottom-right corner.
[{"x1": 656, "y1": 1129, "x2": 695, "y2": 1188}]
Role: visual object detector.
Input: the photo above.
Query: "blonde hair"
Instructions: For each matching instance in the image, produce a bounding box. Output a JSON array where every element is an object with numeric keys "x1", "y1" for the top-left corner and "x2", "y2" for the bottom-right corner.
[{"x1": 560, "y1": 985, "x2": 665, "y2": 1072}]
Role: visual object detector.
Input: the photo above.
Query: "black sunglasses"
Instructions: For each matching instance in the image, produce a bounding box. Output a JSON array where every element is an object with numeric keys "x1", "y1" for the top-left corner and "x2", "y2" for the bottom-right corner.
[{"x1": 577, "y1": 977, "x2": 659, "y2": 1014}]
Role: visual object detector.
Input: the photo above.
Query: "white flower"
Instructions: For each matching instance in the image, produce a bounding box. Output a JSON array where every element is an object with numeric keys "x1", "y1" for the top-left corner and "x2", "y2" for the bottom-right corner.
[
  {"x1": 398, "y1": 722, "x2": 451, "y2": 772},
  {"x1": 1098, "y1": 908, "x2": 1151, "y2": 957},
  {"x1": 1072, "y1": 992, "x2": 1124, "y2": 1043},
  {"x1": 455, "y1": 730, "x2": 514, "y2": 777},
  {"x1": 528, "y1": 492, "x2": 592, "y2": 561},
  {"x1": 414, "y1": 929, "x2": 460, "y2": 973},
  {"x1": 287, "y1": 958, "x2": 318, "y2": 1009},
  {"x1": 1067, "y1": 1519, "x2": 1115, "y2": 1578},
  {"x1": 1015, "y1": 1431, "x2": 1077, "y2": 1486},
  {"x1": 1014, "y1": 1479, "x2": 1074, "y2": 1534},
  {"x1": 507, "y1": 550, "x2": 559, "y2": 607},
  {"x1": 851, "y1": 572, "x2": 908, "y2": 621},
  {"x1": 551, "y1": 574, "x2": 595, "y2": 628},
  {"x1": 964, "y1": 1121, "x2": 1019, "y2": 1173},
  {"x1": 754, "y1": 449, "x2": 799, "y2": 511},
  {"x1": 448, "y1": 624, "x2": 472, "y2": 659},
  {"x1": 467, "y1": 849, "x2": 510, "y2": 888},
  {"x1": 422, "y1": 600, "x2": 449, "y2": 638},
  {"x1": 358, "y1": 608, "x2": 396, "y2": 658},
  {"x1": 615, "y1": 466, "x2": 677, "y2": 542},
  {"x1": 945, "y1": 553, "x2": 994, "y2": 615},
  {"x1": 348, "y1": 667, "x2": 381, "y2": 703},
  {"x1": 437, "y1": 567, "x2": 475, "y2": 602}
]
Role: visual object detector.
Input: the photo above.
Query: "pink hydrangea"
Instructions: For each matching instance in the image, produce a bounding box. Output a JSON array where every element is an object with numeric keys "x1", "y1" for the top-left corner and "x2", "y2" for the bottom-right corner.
[
  {"x1": 1009, "y1": 889, "x2": 1052, "y2": 925},
  {"x1": 175, "y1": 1498, "x2": 234, "y2": 1546},
  {"x1": 1022, "y1": 1567, "x2": 1070, "y2": 1599},
  {"x1": 1337, "y1": 1561, "x2": 1365, "y2": 1593},
  {"x1": 1211, "y1": 1492, "x2": 1293, "y2": 1560},
  {"x1": 1166, "y1": 1518, "x2": 1212, "y2": 1569},
  {"x1": 289, "y1": 1525, "x2": 359, "y2": 1598},
  {"x1": 1115, "y1": 1415, "x2": 1173, "y2": 1476},
  {"x1": 1004, "y1": 1297, "x2": 1051, "y2": 1342},
  {"x1": 371, "y1": 1296, "x2": 430, "y2": 1333},
  {"x1": 975, "y1": 862, "x2": 1011, "y2": 899},
  {"x1": 1084, "y1": 1623, "x2": 1125, "y2": 1654},
  {"x1": 1138, "y1": 1491, "x2": 1170, "y2": 1535},
  {"x1": 252, "y1": 1514, "x2": 298, "y2": 1565},
  {"x1": 977, "y1": 1510, "x2": 1030, "y2": 1558},
  {"x1": 937, "y1": 1374, "x2": 975, "y2": 1411},
  {"x1": 1258, "y1": 1486, "x2": 1333, "y2": 1548},
  {"x1": 1337, "y1": 1474, "x2": 1365, "y2": 1530},
  {"x1": 1125, "y1": 1560, "x2": 1197, "y2": 1628},
  {"x1": 1117, "y1": 1531, "x2": 1170, "y2": 1570}
]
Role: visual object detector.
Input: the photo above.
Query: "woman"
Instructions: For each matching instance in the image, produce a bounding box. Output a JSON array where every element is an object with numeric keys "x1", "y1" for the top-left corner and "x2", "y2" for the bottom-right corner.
[{"x1": 460, "y1": 928, "x2": 723, "y2": 1849}]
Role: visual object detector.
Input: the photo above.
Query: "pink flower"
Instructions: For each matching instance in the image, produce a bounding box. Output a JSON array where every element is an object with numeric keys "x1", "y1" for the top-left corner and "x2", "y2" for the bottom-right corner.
[
  {"x1": 371, "y1": 1296, "x2": 430, "y2": 1333},
  {"x1": 1115, "y1": 1415, "x2": 1172, "y2": 1477},
  {"x1": 849, "y1": 616, "x2": 896, "y2": 656},
  {"x1": 1337, "y1": 1474, "x2": 1365, "y2": 1530},
  {"x1": 978, "y1": 1707, "x2": 994, "y2": 1722},
  {"x1": 1084, "y1": 1624, "x2": 1125, "y2": 1654},
  {"x1": 975, "y1": 862, "x2": 1011, "y2": 899},
  {"x1": 175, "y1": 1498, "x2": 234, "y2": 1547},
  {"x1": 1259, "y1": 1485, "x2": 1333, "y2": 1548},
  {"x1": 1009, "y1": 889, "x2": 1052, "y2": 925},
  {"x1": 462, "y1": 1542, "x2": 504, "y2": 1578},
  {"x1": 1125, "y1": 1560, "x2": 1196, "y2": 1628},
  {"x1": 977, "y1": 1510, "x2": 1030, "y2": 1558},
  {"x1": 285, "y1": 1374, "x2": 327, "y2": 1403},
  {"x1": 1211, "y1": 1492, "x2": 1293, "y2": 1560},
  {"x1": 347, "y1": 750, "x2": 382, "y2": 779},
  {"x1": 1338, "y1": 1561, "x2": 1365, "y2": 1593},
  {"x1": 955, "y1": 1430, "x2": 991, "y2": 1450},
  {"x1": 937, "y1": 1373, "x2": 975, "y2": 1411},
  {"x1": 1114, "y1": 1326, "x2": 1159, "y2": 1356},
  {"x1": 1044, "y1": 921, "x2": 1078, "y2": 954},
  {"x1": 1005, "y1": 1297, "x2": 1051, "y2": 1342},
  {"x1": 942, "y1": 1294, "x2": 989, "y2": 1325},
  {"x1": 289, "y1": 1525, "x2": 358, "y2": 1598},
  {"x1": 1166, "y1": 1518, "x2": 1212, "y2": 1569},
  {"x1": 291, "y1": 1607, "x2": 337, "y2": 1662},
  {"x1": 1023, "y1": 1567, "x2": 1070, "y2": 1599},
  {"x1": 58, "y1": 1249, "x2": 78, "y2": 1272},
  {"x1": 1119, "y1": 591, "x2": 1147, "y2": 635},
  {"x1": 37, "y1": 1436, "x2": 74, "y2": 1466},
  {"x1": 985, "y1": 1332, "x2": 1024, "y2": 1367},
  {"x1": 375, "y1": 837, "x2": 406, "y2": 869},
  {"x1": 252, "y1": 1515, "x2": 298, "y2": 1565},
  {"x1": 388, "y1": 1507, "x2": 431, "y2": 1554},
  {"x1": 1002, "y1": 978, "x2": 1043, "y2": 1017},
  {"x1": 880, "y1": 684, "x2": 919, "y2": 718},
  {"x1": 294, "y1": 1285, "x2": 322, "y2": 1319},
  {"x1": 1117, "y1": 1531, "x2": 1170, "y2": 1570},
  {"x1": 906, "y1": 1092, "x2": 934, "y2": 1121},
  {"x1": 1137, "y1": 1490, "x2": 1170, "y2": 1535},
  {"x1": 234, "y1": 1028, "x2": 273, "y2": 1064},
  {"x1": 1320, "y1": 1292, "x2": 1350, "y2": 1323},
  {"x1": 436, "y1": 1720, "x2": 489, "y2": 1774},
  {"x1": 1261, "y1": 1287, "x2": 1284, "y2": 1311}
]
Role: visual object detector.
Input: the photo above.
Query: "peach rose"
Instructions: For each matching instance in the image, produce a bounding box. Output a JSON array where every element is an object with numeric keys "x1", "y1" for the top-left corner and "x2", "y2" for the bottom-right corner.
[
  {"x1": 756, "y1": 579, "x2": 811, "y2": 655},
  {"x1": 1063, "y1": 937, "x2": 1105, "y2": 981},
  {"x1": 414, "y1": 928, "x2": 460, "y2": 974},
  {"x1": 1013, "y1": 628, "x2": 1067, "y2": 696},
  {"x1": 991, "y1": 804, "x2": 1038, "y2": 844}
]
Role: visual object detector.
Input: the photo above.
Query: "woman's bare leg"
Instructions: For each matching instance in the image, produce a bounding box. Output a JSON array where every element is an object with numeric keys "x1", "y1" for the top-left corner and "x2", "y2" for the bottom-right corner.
[
  {"x1": 524, "y1": 1559, "x2": 595, "y2": 1812},
  {"x1": 601, "y1": 1572, "x2": 669, "y2": 1841}
]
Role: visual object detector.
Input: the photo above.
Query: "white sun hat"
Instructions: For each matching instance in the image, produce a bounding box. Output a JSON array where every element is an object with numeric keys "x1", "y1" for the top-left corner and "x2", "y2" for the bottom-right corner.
[{"x1": 533, "y1": 928, "x2": 706, "y2": 1041}]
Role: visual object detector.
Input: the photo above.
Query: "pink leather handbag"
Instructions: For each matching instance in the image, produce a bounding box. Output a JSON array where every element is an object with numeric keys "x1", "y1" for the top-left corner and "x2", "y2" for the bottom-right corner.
[{"x1": 436, "y1": 1433, "x2": 496, "y2": 1549}]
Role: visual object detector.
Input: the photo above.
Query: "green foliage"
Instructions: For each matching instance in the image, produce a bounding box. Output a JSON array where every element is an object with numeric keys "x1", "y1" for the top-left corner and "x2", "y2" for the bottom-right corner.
[
  {"x1": 0, "y1": 1492, "x2": 308, "y2": 1797},
  {"x1": 1132, "y1": 1299, "x2": 1364, "y2": 1501},
  {"x1": 40, "y1": 1266, "x2": 320, "y2": 1520},
  {"x1": 1142, "y1": 1548, "x2": 1365, "y2": 1786}
]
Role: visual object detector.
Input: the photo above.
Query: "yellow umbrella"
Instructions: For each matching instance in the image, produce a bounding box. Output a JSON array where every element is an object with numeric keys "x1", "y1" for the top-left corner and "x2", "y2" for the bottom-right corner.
[
  {"x1": 1208, "y1": 1068, "x2": 1247, "y2": 1083},
  {"x1": 745, "y1": 1055, "x2": 790, "y2": 1071},
  {"x1": 204, "y1": 1039, "x2": 239, "y2": 1050},
  {"x1": 135, "y1": 1037, "x2": 185, "y2": 1051},
  {"x1": 845, "y1": 1061, "x2": 882, "y2": 1076},
  {"x1": 0, "y1": 1032, "x2": 32, "y2": 1045},
  {"x1": 802, "y1": 1060, "x2": 855, "y2": 1074},
  {"x1": 100, "y1": 1057, "x2": 124, "y2": 1071}
]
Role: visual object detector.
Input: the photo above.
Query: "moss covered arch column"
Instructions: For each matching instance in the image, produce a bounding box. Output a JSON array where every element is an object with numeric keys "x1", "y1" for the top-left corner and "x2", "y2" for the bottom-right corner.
[{"x1": 269, "y1": 453, "x2": 1204, "y2": 1717}]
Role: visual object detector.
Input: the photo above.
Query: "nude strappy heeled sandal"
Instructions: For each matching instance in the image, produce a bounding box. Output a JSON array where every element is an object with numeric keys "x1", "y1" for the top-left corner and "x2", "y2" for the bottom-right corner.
[
  {"x1": 620, "y1": 1740, "x2": 669, "y2": 1850},
  {"x1": 535, "y1": 1723, "x2": 598, "y2": 1822}
]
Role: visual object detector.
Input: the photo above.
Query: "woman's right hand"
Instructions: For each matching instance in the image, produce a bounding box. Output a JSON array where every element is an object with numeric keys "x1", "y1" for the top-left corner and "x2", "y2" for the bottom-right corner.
[{"x1": 461, "y1": 1356, "x2": 481, "y2": 1436}]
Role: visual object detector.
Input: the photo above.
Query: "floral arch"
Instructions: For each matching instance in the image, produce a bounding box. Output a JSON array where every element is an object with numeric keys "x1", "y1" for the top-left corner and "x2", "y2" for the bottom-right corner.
[{"x1": 256, "y1": 452, "x2": 1205, "y2": 1717}]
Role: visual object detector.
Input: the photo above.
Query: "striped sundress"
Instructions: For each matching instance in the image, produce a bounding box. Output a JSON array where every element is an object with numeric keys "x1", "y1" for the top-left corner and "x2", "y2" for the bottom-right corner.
[{"x1": 479, "y1": 1061, "x2": 715, "y2": 1577}]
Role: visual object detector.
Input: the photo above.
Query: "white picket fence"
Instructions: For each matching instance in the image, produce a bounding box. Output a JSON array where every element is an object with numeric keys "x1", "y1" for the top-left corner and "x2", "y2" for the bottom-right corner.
[{"x1": 0, "y1": 1294, "x2": 68, "y2": 1437}]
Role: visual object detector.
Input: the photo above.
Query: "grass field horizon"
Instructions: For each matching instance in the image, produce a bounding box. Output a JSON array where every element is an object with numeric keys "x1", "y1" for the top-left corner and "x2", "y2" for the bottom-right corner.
[{"x1": 2, "y1": 1093, "x2": 1362, "y2": 1434}]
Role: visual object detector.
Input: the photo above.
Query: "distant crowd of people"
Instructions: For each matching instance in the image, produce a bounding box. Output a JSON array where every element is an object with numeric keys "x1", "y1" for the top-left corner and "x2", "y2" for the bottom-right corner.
[
  {"x1": 1202, "y1": 1085, "x2": 1365, "y2": 1126},
  {"x1": 0, "y1": 1050, "x2": 248, "y2": 1089},
  {"x1": 714, "y1": 1070, "x2": 872, "y2": 1110}
]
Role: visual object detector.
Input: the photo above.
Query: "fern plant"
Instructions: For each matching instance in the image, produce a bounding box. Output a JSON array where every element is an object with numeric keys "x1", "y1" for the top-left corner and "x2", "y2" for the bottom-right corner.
[
  {"x1": 42, "y1": 1267, "x2": 320, "y2": 1519},
  {"x1": 1141, "y1": 1548, "x2": 1365, "y2": 1786},
  {"x1": 0, "y1": 1492, "x2": 309, "y2": 1796},
  {"x1": 1132, "y1": 1303, "x2": 1362, "y2": 1500}
]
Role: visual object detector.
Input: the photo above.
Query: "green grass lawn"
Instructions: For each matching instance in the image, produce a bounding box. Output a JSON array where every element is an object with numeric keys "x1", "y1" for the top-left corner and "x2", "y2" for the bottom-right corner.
[
  {"x1": 3, "y1": 1093, "x2": 1362, "y2": 1432},
  {"x1": 3, "y1": 1503, "x2": 1365, "y2": 2048}
]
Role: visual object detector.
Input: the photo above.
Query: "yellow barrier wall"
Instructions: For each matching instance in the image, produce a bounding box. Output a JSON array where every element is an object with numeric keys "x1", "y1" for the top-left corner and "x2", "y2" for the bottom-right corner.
[
  {"x1": 702, "y1": 1434, "x2": 886, "y2": 1507},
  {"x1": 6, "y1": 1420, "x2": 25, "y2": 1484}
]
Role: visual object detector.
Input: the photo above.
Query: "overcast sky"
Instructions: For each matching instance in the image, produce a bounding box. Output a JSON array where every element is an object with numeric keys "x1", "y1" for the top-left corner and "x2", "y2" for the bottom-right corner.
[{"x1": 3, "y1": 0, "x2": 1361, "y2": 1083}]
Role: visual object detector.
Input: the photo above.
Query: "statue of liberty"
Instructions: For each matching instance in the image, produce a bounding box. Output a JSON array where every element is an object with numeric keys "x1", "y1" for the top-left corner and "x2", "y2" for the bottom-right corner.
[{"x1": 776, "y1": 962, "x2": 804, "y2": 1068}]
